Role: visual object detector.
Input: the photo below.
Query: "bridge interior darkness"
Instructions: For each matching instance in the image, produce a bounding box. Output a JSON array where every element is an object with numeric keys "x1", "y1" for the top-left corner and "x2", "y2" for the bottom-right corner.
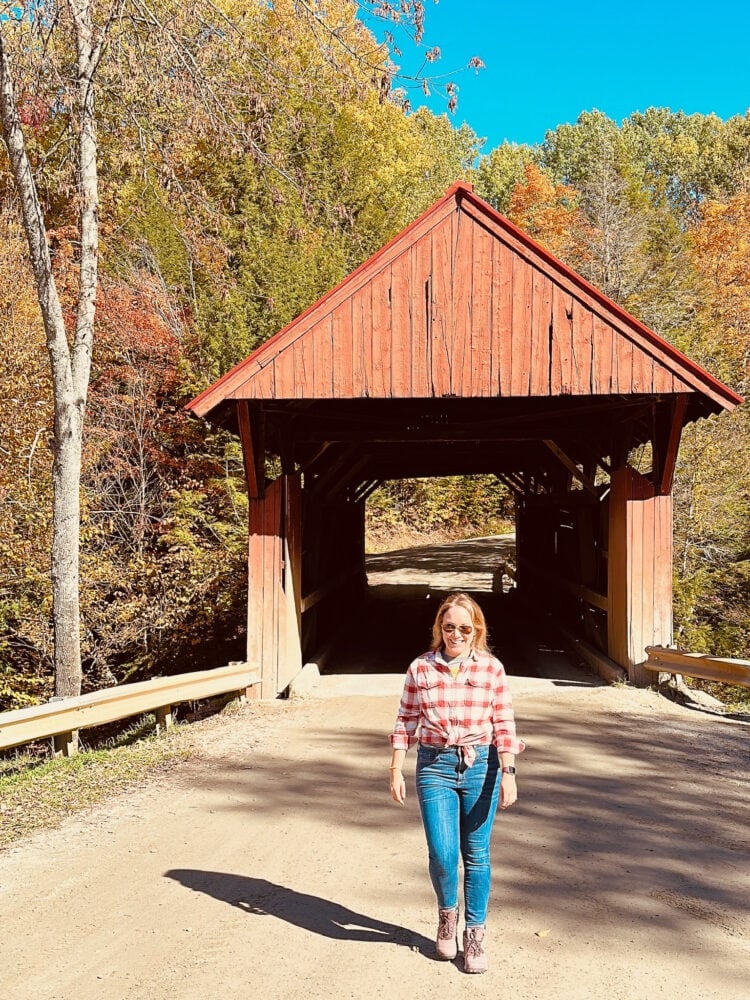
[{"x1": 321, "y1": 533, "x2": 598, "y2": 687}]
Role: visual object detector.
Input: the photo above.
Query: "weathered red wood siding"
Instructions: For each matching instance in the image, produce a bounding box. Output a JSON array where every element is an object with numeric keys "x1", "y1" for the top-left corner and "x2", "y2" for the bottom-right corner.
[
  {"x1": 227, "y1": 208, "x2": 695, "y2": 402},
  {"x1": 247, "y1": 475, "x2": 303, "y2": 697},
  {"x1": 607, "y1": 466, "x2": 673, "y2": 685},
  {"x1": 189, "y1": 183, "x2": 741, "y2": 419}
]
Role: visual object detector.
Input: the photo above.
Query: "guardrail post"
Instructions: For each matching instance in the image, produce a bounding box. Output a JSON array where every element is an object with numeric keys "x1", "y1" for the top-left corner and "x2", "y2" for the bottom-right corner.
[
  {"x1": 154, "y1": 706, "x2": 172, "y2": 733},
  {"x1": 52, "y1": 730, "x2": 77, "y2": 758}
]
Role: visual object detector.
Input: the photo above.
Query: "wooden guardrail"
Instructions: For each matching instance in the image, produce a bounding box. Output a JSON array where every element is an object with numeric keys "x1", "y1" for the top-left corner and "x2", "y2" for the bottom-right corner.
[
  {"x1": 645, "y1": 646, "x2": 750, "y2": 687},
  {"x1": 0, "y1": 661, "x2": 259, "y2": 757}
]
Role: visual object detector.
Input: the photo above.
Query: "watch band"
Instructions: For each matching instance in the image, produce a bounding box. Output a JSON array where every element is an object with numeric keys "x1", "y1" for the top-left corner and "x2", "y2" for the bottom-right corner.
[{"x1": 501, "y1": 766, "x2": 516, "y2": 775}]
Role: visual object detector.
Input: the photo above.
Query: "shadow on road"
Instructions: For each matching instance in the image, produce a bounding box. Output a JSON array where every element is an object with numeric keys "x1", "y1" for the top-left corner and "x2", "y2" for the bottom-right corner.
[{"x1": 164, "y1": 870, "x2": 433, "y2": 953}]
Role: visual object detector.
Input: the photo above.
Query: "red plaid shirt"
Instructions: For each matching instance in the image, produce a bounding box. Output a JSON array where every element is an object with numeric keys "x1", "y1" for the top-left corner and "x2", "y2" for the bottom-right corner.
[{"x1": 390, "y1": 649, "x2": 525, "y2": 756}]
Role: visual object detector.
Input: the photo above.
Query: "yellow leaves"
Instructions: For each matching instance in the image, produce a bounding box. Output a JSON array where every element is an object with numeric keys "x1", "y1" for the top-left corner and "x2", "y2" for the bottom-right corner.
[{"x1": 689, "y1": 192, "x2": 750, "y2": 392}]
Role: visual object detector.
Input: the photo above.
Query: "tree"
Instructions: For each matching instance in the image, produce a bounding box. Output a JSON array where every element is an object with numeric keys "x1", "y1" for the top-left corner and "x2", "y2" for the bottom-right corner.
[
  {"x1": 1, "y1": 2, "x2": 105, "y2": 701},
  {"x1": 504, "y1": 162, "x2": 590, "y2": 267},
  {"x1": 474, "y1": 141, "x2": 537, "y2": 214},
  {"x1": 0, "y1": 0, "x2": 470, "y2": 705}
]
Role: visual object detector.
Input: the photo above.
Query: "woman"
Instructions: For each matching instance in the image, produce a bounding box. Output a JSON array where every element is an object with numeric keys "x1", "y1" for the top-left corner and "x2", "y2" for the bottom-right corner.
[{"x1": 389, "y1": 592, "x2": 525, "y2": 973}]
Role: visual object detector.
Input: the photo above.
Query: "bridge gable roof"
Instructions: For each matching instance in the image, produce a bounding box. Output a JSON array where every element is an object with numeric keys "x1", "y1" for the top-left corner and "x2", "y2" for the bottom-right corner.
[{"x1": 188, "y1": 181, "x2": 741, "y2": 419}]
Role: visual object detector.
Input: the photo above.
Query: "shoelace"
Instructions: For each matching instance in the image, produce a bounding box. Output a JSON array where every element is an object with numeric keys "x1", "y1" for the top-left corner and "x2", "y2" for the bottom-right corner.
[
  {"x1": 438, "y1": 911, "x2": 456, "y2": 939},
  {"x1": 465, "y1": 929, "x2": 484, "y2": 956}
]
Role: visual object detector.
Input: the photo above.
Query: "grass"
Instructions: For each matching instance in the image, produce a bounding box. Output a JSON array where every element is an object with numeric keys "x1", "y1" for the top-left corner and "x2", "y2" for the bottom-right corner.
[
  {"x1": 0, "y1": 715, "x2": 196, "y2": 852},
  {"x1": 689, "y1": 677, "x2": 750, "y2": 714}
]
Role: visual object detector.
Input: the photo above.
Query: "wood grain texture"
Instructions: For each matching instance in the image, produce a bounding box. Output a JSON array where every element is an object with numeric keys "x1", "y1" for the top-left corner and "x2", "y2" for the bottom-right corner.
[
  {"x1": 471, "y1": 225, "x2": 493, "y2": 397},
  {"x1": 510, "y1": 254, "x2": 532, "y2": 396},
  {"x1": 411, "y1": 237, "x2": 432, "y2": 396},
  {"x1": 391, "y1": 254, "x2": 412, "y2": 396},
  {"x1": 453, "y1": 207, "x2": 473, "y2": 395},
  {"x1": 530, "y1": 269, "x2": 552, "y2": 395},
  {"x1": 492, "y1": 240, "x2": 514, "y2": 396},
  {"x1": 430, "y1": 212, "x2": 454, "y2": 397},
  {"x1": 370, "y1": 266, "x2": 392, "y2": 397}
]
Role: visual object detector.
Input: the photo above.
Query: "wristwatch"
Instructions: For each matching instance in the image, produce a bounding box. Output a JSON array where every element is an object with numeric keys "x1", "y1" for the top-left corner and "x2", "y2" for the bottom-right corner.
[{"x1": 501, "y1": 766, "x2": 516, "y2": 775}]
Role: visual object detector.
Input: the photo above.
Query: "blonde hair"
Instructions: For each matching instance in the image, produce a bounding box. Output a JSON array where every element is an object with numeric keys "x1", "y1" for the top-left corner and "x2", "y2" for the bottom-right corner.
[{"x1": 430, "y1": 592, "x2": 490, "y2": 654}]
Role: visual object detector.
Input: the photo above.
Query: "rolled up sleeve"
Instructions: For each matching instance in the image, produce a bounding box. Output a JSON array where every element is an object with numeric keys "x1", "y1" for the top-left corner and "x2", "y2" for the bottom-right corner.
[
  {"x1": 492, "y1": 665, "x2": 526, "y2": 755},
  {"x1": 389, "y1": 662, "x2": 421, "y2": 750}
]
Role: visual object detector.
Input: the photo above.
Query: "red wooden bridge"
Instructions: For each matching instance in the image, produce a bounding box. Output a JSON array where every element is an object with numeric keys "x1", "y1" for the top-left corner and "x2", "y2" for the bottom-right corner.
[{"x1": 188, "y1": 182, "x2": 741, "y2": 698}]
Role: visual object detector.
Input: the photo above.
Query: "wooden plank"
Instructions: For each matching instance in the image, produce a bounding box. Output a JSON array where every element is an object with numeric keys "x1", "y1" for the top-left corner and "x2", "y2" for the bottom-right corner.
[
  {"x1": 370, "y1": 266, "x2": 392, "y2": 398},
  {"x1": 657, "y1": 394, "x2": 688, "y2": 495},
  {"x1": 0, "y1": 663, "x2": 260, "y2": 752},
  {"x1": 543, "y1": 440, "x2": 598, "y2": 495},
  {"x1": 530, "y1": 269, "x2": 552, "y2": 395},
  {"x1": 645, "y1": 647, "x2": 750, "y2": 686},
  {"x1": 242, "y1": 363, "x2": 275, "y2": 400},
  {"x1": 237, "y1": 401, "x2": 262, "y2": 499},
  {"x1": 651, "y1": 492, "x2": 673, "y2": 649},
  {"x1": 411, "y1": 237, "x2": 432, "y2": 396},
  {"x1": 313, "y1": 314, "x2": 334, "y2": 396},
  {"x1": 614, "y1": 334, "x2": 634, "y2": 394},
  {"x1": 271, "y1": 478, "x2": 284, "y2": 695},
  {"x1": 591, "y1": 314, "x2": 613, "y2": 395},
  {"x1": 430, "y1": 212, "x2": 454, "y2": 397},
  {"x1": 510, "y1": 254, "x2": 532, "y2": 395},
  {"x1": 247, "y1": 494, "x2": 266, "y2": 676},
  {"x1": 273, "y1": 343, "x2": 295, "y2": 398},
  {"x1": 571, "y1": 299, "x2": 593, "y2": 395},
  {"x1": 350, "y1": 284, "x2": 371, "y2": 397},
  {"x1": 259, "y1": 483, "x2": 275, "y2": 696},
  {"x1": 607, "y1": 468, "x2": 629, "y2": 670},
  {"x1": 279, "y1": 474, "x2": 303, "y2": 691},
  {"x1": 639, "y1": 494, "x2": 655, "y2": 683},
  {"x1": 492, "y1": 240, "x2": 514, "y2": 396},
  {"x1": 391, "y1": 254, "x2": 412, "y2": 395},
  {"x1": 631, "y1": 343, "x2": 652, "y2": 394},
  {"x1": 452, "y1": 206, "x2": 473, "y2": 395},
  {"x1": 550, "y1": 283, "x2": 573, "y2": 395},
  {"x1": 332, "y1": 300, "x2": 353, "y2": 398},
  {"x1": 293, "y1": 337, "x2": 312, "y2": 399},
  {"x1": 471, "y1": 226, "x2": 493, "y2": 397}
]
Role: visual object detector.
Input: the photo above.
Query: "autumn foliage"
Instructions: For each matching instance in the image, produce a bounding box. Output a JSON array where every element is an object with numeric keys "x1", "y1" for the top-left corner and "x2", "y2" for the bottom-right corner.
[{"x1": 1, "y1": 3, "x2": 748, "y2": 710}]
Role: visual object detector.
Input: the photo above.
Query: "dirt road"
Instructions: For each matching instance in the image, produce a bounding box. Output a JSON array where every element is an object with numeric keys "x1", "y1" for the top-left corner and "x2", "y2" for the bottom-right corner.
[{"x1": 1, "y1": 682, "x2": 748, "y2": 1000}]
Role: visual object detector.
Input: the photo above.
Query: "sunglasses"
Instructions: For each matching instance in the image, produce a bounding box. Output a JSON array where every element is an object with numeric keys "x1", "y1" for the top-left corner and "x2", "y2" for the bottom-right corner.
[{"x1": 442, "y1": 623, "x2": 473, "y2": 636}]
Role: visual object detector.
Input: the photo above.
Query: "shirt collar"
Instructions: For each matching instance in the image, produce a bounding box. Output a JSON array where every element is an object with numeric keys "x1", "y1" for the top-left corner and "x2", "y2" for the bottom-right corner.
[{"x1": 432, "y1": 647, "x2": 478, "y2": 667}]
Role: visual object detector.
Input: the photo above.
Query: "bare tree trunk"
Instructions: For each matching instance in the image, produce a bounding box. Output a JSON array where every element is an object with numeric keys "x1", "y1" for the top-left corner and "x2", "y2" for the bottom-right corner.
[{"x1": 0, "y1": 4, "x2": 103, "y2": 702}]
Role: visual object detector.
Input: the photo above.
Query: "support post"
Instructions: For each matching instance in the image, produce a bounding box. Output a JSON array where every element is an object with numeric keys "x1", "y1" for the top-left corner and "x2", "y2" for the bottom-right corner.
[
  {"x1": 247, "y1": 473, "x2": 303, "y2": 698},
  {"x1": 52, "y1": 731, "x2": 77, "y2": 757},
  {"x1": 154, "y1": 706, "x2": 172, "y2": 733},
  {"x1": 607, "y1": 466, "x2": 673, "y2": 686}
]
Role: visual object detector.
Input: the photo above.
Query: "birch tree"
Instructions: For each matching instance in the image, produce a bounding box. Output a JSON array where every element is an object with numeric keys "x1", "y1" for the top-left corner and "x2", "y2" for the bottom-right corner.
[{"x1": 0, "y1": 1, "x2": 108, "y2": 701}]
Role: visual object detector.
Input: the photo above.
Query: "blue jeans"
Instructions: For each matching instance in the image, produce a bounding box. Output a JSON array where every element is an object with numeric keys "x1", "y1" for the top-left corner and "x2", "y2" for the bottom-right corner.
[{"x1": 415, "y1": 743, "x2": 500, "y2": 927}]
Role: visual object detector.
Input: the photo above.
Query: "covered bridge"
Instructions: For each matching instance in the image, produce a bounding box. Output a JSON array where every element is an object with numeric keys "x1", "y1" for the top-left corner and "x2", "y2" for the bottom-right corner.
[{"x1": 187, "y1": 181, "x2": 741, "y2": 698}]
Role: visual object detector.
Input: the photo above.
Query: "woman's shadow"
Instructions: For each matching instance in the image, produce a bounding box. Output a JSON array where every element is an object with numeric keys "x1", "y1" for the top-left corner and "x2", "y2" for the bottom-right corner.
[{"x1": 165, "y1": 870, "x2": 434, "y2": 955}]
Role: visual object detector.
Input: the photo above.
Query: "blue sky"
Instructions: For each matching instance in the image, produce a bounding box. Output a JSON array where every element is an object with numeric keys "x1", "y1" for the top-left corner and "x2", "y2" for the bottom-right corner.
[{"x1": 366, "y1": 1, "x2": 750, "y2": 152}]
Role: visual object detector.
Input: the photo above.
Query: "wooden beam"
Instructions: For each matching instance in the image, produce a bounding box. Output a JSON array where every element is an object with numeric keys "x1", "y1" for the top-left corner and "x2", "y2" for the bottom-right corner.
[
  {"x1": 655, "y1": 394, "x2": 688, "y2": 495},
  {"x1": 519, "y1": 557, "x2": 609, "y2": 611},
  {"x1": 309, "y1": 444, "x2": 359, "y2": 497},
  {"x1": 543, "y1": 439, "x2": 598, "y2": 495},
  {"x1": 301, "y1": 564, "x2": 363, "y2": 613},
  {"x1": 237, "y1": 401, "x2": 266, "y2": 499},
  {"x1": 645, "y1": 646, "x2": 750, "y2": 687}
]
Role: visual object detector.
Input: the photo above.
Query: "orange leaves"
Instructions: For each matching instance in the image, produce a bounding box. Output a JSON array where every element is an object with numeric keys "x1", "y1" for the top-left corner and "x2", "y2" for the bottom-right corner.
[{"x1": 506, "y1": 164, "x2": 591, "y2": 269}]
